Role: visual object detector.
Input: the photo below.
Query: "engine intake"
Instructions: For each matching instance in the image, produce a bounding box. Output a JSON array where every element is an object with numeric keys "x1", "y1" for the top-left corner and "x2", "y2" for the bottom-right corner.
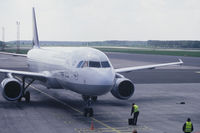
[
  {"x1": 1, "y1": 78, "x2": 23, "y2": 101},
  {"x1": 111, "y1": 78, "x2": 134, "y2": 100}
]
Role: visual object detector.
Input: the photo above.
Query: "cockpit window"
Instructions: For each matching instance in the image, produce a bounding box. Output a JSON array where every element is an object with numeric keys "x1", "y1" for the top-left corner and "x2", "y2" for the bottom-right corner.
[
  {"x1": 101, "y1": 61, "x2": 110, "y2": 68},
  {"x1": 89, "y1": 61, "x2": 101, "y2": 68},
  {"x1": 77, "y1": 61, "x2": 83, "y2": 68},
  {"x1": 77, "y1": 61, "x2": 110, "y2": 68},
  {"x1": 82, "y1": 61, "x2": 89, "y2": 68}
]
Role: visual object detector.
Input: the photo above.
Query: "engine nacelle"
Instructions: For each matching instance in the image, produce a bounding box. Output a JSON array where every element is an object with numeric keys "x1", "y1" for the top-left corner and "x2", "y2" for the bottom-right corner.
[
  {"x1": 1, "y1": 78, "x2": 23, "y2": 101},
  {"x1": 111, "y1": 78, "x2": 134, "y2": 100}
]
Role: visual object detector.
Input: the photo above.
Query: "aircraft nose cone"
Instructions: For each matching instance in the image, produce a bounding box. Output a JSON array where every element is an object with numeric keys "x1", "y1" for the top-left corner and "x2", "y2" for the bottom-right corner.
[
  {"x1": 100, "y1": 75, "x2": 114, "y2": 85},
  {"x1": 97, "y1": 70, "x2": 115, "y2": 85},
  {"x1": 84, "y1": 69, "x2": 115, "y2": 95}
]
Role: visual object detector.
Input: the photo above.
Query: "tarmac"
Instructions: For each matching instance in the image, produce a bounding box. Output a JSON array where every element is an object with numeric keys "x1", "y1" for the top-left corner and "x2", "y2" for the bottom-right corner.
[{"x1": 0, "y1": 52, "x2": 200, "y2": 133}]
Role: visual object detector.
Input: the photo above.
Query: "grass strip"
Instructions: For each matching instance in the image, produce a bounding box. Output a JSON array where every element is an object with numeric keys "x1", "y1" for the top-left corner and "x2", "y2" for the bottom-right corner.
[{"x1": 95, "y1": 47, "x2": 200, "y2": 57}]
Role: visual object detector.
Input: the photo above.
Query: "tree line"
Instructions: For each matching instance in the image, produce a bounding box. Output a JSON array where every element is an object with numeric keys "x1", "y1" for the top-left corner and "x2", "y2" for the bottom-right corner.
[
  {"x1": 147, "y1": 40, "x2": 200, "y2": 48},
  {"x1": 2, "y1": 40, "x2": 200, "y2": 49}
]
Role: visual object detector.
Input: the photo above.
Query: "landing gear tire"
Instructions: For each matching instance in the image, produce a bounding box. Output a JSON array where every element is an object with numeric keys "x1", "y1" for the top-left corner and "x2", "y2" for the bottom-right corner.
[
  {"x1": 25, "y1": 91, "x2": 30, "y2": 103},
  {"x1": 84, "y1": 108, "x2": 88, "y2": 117},
  {"x1": 84, "y1": 108, "x2": 93, "y2": 117},
  {"x1": 89, "y1": 108, "x2": 94, "y2": 117}
]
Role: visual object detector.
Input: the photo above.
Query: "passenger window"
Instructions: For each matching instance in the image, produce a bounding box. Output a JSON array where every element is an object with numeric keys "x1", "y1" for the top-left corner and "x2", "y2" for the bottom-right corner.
[
  {"x1": 89, "y1": 61, "x2": 101, "y2": 68},
  {"x1": 101, "y1": 61, "x2": 110, "y2": 68}
]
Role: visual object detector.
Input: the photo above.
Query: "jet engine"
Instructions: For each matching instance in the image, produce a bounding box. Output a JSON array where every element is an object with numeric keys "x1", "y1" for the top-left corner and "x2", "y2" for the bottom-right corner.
[
  {"x1": 1, "y1": 78, "x2": 23, "y2": 101},
  {"x1": 111, "y1": 77, "x2": 134, "y2": 100}
]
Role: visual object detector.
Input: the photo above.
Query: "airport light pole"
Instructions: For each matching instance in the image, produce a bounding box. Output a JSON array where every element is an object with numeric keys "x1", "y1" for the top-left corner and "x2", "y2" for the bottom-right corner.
[
  {"x1": 1, "y1": 27, "x2": 5, "y2": 51},
  {"x1": 16, "y1": 21, "x2": 20, "y2": 53}
]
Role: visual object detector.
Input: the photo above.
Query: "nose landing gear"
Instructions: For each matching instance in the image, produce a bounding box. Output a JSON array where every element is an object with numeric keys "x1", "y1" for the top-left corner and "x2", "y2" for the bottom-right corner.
[{"x1": 82, "y1": 95, "x2": 97, "y2": 117}]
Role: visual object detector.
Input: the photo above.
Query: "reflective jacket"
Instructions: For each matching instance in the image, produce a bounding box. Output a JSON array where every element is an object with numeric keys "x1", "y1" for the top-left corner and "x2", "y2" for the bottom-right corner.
[
  {"x1": 131, "y1": 104, "x2": 139, "y2": 115},
  {"x1": 133, "y1": 105, "x2": 139, "y2": 113},
  {"x1": 183, "y1": 121, "x2": 193, "y2": 133}
]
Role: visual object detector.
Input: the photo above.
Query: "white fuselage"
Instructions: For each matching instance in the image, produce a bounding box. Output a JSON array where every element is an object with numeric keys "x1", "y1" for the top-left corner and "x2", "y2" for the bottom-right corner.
[{"x1": 27, "y1": 47, "x2": 116, "y2": 96}]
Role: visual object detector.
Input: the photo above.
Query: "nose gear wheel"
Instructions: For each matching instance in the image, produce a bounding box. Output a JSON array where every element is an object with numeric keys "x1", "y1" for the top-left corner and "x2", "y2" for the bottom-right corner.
[{"x1": 82, "y1": 95, "x2": 97, "y2": 117}]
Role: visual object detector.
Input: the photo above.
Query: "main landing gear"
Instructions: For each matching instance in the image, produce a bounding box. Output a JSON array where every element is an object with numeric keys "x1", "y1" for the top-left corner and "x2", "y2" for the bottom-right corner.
[
  {"x1": 18, "y1": 77, "x2": 35, "y2": 103},
  {"x1": 82, "y1": 95, "x2": 98, "y2": 117}
]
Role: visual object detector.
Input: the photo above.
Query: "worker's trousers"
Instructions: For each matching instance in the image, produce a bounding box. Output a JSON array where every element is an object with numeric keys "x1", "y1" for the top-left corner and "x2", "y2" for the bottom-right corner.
[{"x1": 133, "y1": 111, "x2": 139, "y2": 125}]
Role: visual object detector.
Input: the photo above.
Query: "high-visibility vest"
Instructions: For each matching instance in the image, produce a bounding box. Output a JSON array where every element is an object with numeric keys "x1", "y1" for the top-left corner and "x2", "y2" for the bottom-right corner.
[
  {"x1": 185, "y1": 121, "x2": 192, "y2": 132},
  {"x1": 133, "y1": 105, "x2": 139, "y2": 113}
]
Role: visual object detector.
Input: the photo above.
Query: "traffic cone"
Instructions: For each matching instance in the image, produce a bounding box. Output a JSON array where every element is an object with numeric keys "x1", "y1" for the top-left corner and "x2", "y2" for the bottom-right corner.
[{"x1": 90, "y1": 121, "x2": 94, "y2": 130}]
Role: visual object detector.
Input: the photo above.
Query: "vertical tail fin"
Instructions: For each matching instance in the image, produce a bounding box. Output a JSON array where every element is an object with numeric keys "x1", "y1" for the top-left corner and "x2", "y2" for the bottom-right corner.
[{"x1": 32, "y1": 7, "x2": 40, "y2": 48}]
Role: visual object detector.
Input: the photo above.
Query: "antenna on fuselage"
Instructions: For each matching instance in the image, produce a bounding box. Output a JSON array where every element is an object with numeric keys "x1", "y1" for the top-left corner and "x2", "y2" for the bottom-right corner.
[{"x1": 32, "y1": 7, "x2": 40, "y2": 48}]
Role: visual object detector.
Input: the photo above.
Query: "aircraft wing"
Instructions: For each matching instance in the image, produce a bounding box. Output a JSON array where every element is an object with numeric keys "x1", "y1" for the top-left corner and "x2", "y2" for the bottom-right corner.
[
  {"x1": 115, "y1": 59, "x2": 183, "y2": 73},
  {"x1": 0, "y1": 69, "x2": 48, "y2": 80},
  {"x1": 0, "y1": 51, "x2": 27, "y2": 57}
]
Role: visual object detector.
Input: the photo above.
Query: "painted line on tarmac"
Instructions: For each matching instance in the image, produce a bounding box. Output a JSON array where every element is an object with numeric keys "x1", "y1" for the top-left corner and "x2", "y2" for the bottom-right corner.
[{"x1": 29, "y1": 84, "x2": 121, "y2": 133}]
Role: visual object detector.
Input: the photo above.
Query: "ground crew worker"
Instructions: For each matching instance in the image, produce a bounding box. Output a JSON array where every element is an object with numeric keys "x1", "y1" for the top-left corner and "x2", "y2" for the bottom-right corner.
[
  {"x1": 182, "y1": 118, "x2": 194, "y2": 133},
  {"x1": 131, "y1": 103, "x2": 139, "y2": 125}
]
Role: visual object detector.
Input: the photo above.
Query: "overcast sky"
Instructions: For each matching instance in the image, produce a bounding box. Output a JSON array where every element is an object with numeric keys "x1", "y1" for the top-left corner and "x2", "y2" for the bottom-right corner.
[{"x1": 0, "y1": 0, "x2": 200, "y2": 41}]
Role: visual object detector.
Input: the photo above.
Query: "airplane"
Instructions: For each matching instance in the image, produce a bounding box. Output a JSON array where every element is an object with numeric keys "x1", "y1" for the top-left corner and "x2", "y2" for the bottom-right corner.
[{"x1": 0, "y1": 7, "x2": 183, "y2": 117}]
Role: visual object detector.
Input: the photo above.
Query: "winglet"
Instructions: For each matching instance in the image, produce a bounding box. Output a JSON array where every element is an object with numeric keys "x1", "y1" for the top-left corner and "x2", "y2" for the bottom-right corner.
[
  {"x1": 32, "y1": 7, "x2": 40, "y2": 48},
  {"x1": 178, "y1": 59, "x2": 183, "y2": 65}
]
